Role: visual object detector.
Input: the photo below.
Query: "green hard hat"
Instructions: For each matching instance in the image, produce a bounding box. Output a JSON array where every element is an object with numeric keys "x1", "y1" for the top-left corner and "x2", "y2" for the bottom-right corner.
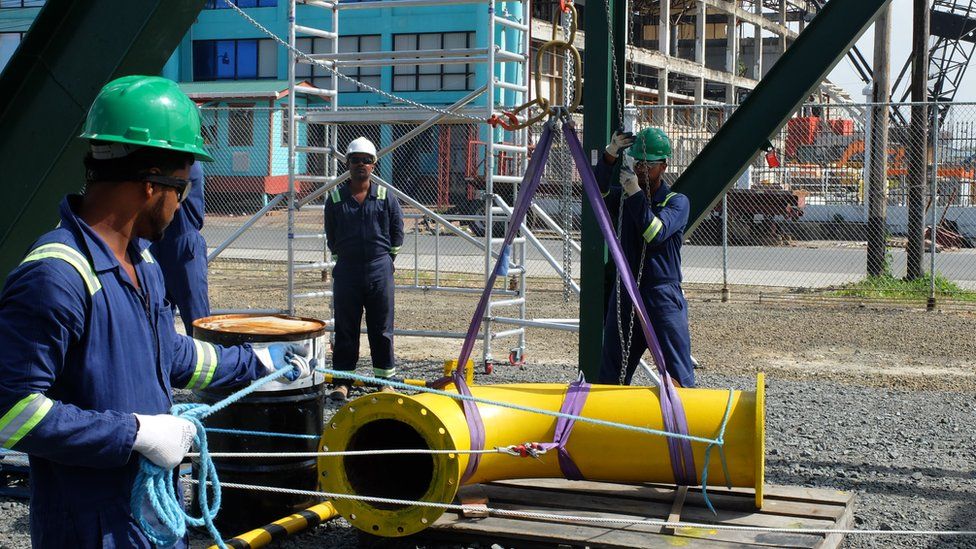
[
  {"x1": 80, "y1": 75, "x2": 213, "y2": 162},
  {"x1": 628, "y1": 127, "x2": 672, "y2": 162}
]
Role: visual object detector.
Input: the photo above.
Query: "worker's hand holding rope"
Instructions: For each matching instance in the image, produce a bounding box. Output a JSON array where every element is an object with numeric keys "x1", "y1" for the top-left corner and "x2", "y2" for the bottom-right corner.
[
  {"x1": 132, "y1": 414, "x2": 197, "y2": 470},
  {"x1": 257, "y1": 343, "x2": 314, "y2": 382}
]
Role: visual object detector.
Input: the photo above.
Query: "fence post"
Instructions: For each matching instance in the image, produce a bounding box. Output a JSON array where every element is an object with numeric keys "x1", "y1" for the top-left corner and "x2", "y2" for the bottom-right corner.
[
  {"x1": 928, "y1": 103, "x2": 939, "y2": 311},
  {"x1": 721, "y1": 192, "x2": 729, "y2": 302}
]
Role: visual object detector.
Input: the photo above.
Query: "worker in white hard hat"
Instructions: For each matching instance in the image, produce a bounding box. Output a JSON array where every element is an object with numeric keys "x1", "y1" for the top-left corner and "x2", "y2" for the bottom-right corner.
[{"x1": 324, "y1": 137, "x2": 404, "y2": 401}]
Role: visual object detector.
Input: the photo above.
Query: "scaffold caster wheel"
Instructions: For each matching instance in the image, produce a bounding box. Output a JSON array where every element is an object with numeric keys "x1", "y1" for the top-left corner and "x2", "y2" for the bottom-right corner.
[
  {"x1": 508, "y1": 348, "x2": 525, "y2": 369},
  {"x1": 484, "y1": 361, "x2": 494, "y2": 375}
]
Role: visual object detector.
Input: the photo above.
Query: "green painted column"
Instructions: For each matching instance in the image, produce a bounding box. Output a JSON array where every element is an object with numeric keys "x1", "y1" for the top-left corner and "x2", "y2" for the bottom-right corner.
[
  {"x1": 672, "y1": 0, "x2": 891, "y2": 235},
  {"x1": 580, "y1": 0, "x2": 626, "y2": 379},
  {"x1": 0, "y1": 0, "x2": 206, "y2": 279}
]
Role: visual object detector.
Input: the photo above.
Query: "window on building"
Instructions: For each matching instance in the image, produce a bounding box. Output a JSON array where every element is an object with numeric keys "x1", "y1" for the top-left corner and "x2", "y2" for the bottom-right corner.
[
  {"x1": 0, "y1": 32, "x2": 23, "y2": 72},
  {"x1": 204, "y1": 0, "x2": 276, "y2": 8},
  {"x1": 0, "y1": 0, "x2": 45, "y2": 7},
  {"x1": 281, "y1": 111, "x2": 290, "y2": 146},
  {"x1": 229, "y1": 108, "x2": 254, "y2": 146},
  {"x1": 193, "y1": 39, "x2": 277, "y2": 80},
  {"x1": 392, "y1": 32, "x2": 475, "y2": 92},
  {"x1": 296, "y1": 34, "x2": 381, "y2": 91}
]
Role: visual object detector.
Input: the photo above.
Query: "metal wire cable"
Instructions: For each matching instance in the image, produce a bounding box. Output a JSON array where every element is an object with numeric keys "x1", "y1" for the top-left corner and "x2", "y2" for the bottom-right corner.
[
  {"x1": 222, "y1": 0, "x2": 487, "y2": 123},
  {"x1": 189, "y1": 479, "x2": 976, "y2": 537}
]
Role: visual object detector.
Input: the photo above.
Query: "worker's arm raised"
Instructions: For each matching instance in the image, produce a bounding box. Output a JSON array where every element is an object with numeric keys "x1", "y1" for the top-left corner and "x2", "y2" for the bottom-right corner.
[
  {"x1": 623, "y1": 191, "x2": 690, "y2": 247},
  {"x1": 0, "y1": 263, "x2": 137, "y2": 468}
]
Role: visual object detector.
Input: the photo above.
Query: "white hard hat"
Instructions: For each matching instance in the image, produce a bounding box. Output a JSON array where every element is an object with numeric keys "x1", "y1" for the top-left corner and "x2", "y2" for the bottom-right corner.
[{"x1": 346, "y1": 137, "x2": 377, "y2": 160}]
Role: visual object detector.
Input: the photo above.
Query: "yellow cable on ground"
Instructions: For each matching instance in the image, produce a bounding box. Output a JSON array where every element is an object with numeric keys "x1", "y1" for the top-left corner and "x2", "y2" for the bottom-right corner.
[{"x1": 208, "y1": 502, "x2": 339, "y2": 549}]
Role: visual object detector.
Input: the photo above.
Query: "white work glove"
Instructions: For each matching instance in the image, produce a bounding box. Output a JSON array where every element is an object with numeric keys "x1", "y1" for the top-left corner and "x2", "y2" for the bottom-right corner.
[
  {"x1": 605, "y1": 130, "x2": 635, "y2": 159},
  {"x1": 620, "y1": 165, "x2": 641, "y2": 196},
  {"x1": 255, "y1": 343, "x2": 314, "y2": 382},
  {"x1": 132, "y1": 414, "x2": 197, "y2": 470}
]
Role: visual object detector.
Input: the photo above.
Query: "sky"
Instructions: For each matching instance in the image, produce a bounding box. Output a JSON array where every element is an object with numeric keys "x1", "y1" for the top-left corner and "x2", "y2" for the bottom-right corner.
[{"x1": 825, "y1": 0, "x2": 976, "y2": 104}]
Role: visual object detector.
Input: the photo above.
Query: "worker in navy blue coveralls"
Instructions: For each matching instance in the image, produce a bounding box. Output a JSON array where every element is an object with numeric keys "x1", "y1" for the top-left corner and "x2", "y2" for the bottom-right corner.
[
  {"x1": 150, "y1": 161, "x2": 210, "y2": 334},
  {"x1": 0, "y1": 76, "x2": 313, "y2": 549},
  {"x1": 594, "y1": 127, "x2": 696, "y2": 388},
  {"x1": 324, "y1": 137, "x2": 404, "y2": 401}
]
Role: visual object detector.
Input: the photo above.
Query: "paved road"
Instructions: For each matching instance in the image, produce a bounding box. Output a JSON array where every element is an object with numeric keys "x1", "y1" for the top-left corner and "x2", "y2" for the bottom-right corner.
[{"x1": 202, "y1": 224, "x2": 976, "y2": 289}]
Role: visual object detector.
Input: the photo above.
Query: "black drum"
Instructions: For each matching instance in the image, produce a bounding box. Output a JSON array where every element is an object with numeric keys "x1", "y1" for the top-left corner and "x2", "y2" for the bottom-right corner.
[{"x1": 191, "y1": 314, "x2": 327, "y2": 535}]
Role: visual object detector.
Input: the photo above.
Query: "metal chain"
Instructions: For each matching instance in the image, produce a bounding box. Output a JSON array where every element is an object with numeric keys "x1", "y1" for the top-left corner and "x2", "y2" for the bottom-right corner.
[
  {"x1": 615, "y1": 191, "x2": 649, "y2": 385},
  {"x1": 221, "y1": 0, "x2": 485, "y2": 123},
  {"x1": 560, "y1": 8, "x2": 574, "y2": 302}
]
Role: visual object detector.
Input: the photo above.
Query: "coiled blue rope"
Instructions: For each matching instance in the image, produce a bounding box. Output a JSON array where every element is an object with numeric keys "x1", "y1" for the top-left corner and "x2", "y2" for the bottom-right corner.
[{"x1": 131, "y1": 367, "x2": 295, "y2": 549}]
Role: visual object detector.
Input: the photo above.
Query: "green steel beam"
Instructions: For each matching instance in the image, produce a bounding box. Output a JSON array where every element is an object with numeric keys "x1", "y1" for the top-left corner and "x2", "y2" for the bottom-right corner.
[
  {"x1": 0, "y1": 0, "x2": 206, "y2": 279},
  {"x1": 672, "y1": 0, "x2": 891, "y2": 235},
  {"x1": 580, "y1": 0, "x2": 626, "y2": 380}
]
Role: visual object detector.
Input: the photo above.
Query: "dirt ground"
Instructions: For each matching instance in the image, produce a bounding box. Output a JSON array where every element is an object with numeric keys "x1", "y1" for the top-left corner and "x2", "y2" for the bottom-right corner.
[{"x1": 208, "y1": 262, "x2": 976, "y2": 392}]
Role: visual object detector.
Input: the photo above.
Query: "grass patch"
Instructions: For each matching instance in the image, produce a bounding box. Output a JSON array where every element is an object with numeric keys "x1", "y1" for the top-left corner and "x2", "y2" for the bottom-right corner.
[{"x1": 830, "y1": 273, "x2": 976, "y2": 301}]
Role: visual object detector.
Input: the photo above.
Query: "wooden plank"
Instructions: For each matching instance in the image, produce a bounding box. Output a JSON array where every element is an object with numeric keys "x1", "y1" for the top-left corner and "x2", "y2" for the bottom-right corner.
[
  {"x1": 457, "y1": 485, "x2": 489, "y2": 518},
  {"x1": 479, "y1": 483, "x2": 837, "y2": 530},
  {"x1": 817, "y1": 491, "x2": 855, "y2": 549},
  {"x1": 664, "y1": 485, "x2": 689, "y2": 535},
  {"x1": 491, "y1": 479, "x2": 848, "y2": 521},
  {"x1": 429, "y1": 513, "x2": 747, "y2": 549},
  {"x1": 426, "y1": 480, "x2": 854, "y2": 548},
  {"x1": 477, "y1": 485, "x2": 827, "y2": 548}
]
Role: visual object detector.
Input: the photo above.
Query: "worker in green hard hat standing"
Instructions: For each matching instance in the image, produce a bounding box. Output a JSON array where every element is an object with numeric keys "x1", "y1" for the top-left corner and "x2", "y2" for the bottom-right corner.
[
  {"x1": 0, "y1": 75, "x2": 313, "y2": 548},
  {"x1": 593, "y1": 127, "x2": 696, "y2": 388}
]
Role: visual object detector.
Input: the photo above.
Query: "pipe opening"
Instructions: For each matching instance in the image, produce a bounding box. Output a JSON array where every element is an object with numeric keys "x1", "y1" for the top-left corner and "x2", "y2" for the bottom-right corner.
[{"x1": 344, "y1": 419, "x2": 434, "y2": 510}]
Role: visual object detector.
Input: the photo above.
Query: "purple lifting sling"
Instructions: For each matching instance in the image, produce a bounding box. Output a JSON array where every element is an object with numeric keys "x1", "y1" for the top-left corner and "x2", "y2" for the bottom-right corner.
[{"x1": 452, "y1": 120, "x2": 697, "y2": 486}]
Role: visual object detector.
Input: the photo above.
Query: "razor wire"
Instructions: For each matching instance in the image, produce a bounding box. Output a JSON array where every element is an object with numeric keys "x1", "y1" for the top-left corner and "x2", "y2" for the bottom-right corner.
[{"x1": 189, "y1": 478, "x2": 976, "y2": 538}]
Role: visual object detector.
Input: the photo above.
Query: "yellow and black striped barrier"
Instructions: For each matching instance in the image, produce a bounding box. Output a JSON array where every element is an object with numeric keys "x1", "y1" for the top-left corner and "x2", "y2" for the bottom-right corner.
[{"x1": 209, "y1": 501, "x2": 339, "y2": 549}]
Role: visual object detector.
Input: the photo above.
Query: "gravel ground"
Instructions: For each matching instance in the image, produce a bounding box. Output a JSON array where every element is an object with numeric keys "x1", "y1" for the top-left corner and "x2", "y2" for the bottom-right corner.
[{"x1": 2, "y1": 268, "x2": 974, "y2": 548}]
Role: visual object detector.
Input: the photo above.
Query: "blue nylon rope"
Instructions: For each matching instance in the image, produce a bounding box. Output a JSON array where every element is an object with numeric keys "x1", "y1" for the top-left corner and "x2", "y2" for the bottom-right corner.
[{"x1": 131, "y1": 367, "x2": 295, "y2": 549}]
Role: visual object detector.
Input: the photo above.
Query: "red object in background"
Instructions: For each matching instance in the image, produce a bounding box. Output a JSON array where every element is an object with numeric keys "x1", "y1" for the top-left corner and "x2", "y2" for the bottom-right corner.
[
  {"x1": 828, "y1": 118, "x2": 855, "y2": 136},
  {"x1": 785, "y1": 117, "x2": 819, "y2": 158},
  {"x1": 765, "y1": 149, "x2": 781, "y2": 168}
]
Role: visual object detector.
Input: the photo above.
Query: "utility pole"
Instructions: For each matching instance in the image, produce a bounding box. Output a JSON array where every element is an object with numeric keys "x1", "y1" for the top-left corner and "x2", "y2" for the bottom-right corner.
[
  {"x1": 867, "y1": 4, "x2": 891, "y2": 277},
  {"x1": 906, "y1": 0, "x2": 929, "y2": 280}
]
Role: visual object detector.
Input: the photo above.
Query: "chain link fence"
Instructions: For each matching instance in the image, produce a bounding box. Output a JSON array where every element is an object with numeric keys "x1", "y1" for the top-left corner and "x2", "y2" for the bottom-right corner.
[{"x1": 201, "y1": 102, "x2": 976, "y2": 312}]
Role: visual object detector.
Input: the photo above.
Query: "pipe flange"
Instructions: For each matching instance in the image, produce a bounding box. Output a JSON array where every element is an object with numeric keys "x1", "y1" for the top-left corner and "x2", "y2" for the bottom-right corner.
[{"x1": 319, "y1": 392, "x2": 460, "y2": 537}]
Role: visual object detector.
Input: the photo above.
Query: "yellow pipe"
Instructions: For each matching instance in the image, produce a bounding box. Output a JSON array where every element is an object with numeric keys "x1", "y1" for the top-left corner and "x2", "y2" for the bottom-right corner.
[
  {"x1": 319, "y1": 374, "x2": 765, "y2": 537},
  {"x1": 207, "y1": 502, "x2": 339, "y2": 549}
]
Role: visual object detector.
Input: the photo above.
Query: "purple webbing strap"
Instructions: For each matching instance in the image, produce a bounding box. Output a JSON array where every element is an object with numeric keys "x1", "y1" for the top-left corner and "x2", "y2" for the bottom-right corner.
[
  {"x1": 561, "y1": 123, "x2": 697, "y2": 486},
  {"x1": 452, "y1": 121, "x2": 556, "y2": 483},
  {"x1": 538, "y1": 379, "x2": 590, "y2": 480},
  {"x1": 456, "y1": 121, "x2": 555, "y2": 369},
  {"x1": 451, "y1": 372, "x2": 485, "y2": 484}
]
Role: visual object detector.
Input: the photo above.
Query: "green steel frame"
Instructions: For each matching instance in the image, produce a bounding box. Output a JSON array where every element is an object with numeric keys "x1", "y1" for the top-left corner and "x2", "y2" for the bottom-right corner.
[
  {"x1": 580, "y1": 0, "x2": 627, "y2": 379},
  {"x1": 672, "y1": 0, "x2": 892, "y2": 234},
  {"x1": 0, "y1": 0, "x2": 206, "y2": 278},
  {"x1": 580, "y1": 0, "x2": 891, "y2": 376}
]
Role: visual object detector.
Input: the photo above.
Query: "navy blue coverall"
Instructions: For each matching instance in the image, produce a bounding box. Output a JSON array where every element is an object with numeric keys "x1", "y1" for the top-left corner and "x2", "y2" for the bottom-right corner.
[
  {"x1": 0, "y1": 196, "x2": 267, "y2": 548},
  {"x1": 323, "y1": 182, "x2": 404, "y2": 380},
  {"x1": 594, "y1": 157, "x2": 696, "y2": 388},
  {"x1": 150, "y1": 161, "x2": 210, "y2": 334}
]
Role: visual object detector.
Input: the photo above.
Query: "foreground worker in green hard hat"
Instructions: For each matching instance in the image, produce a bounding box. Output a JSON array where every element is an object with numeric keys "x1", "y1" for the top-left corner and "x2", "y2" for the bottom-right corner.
[
  {"x1": 0, "y1": 75, "x2": 314, "y2": 548},
  {"x1": 593, "y1": 126, "x2": 696, "y2": 388}
]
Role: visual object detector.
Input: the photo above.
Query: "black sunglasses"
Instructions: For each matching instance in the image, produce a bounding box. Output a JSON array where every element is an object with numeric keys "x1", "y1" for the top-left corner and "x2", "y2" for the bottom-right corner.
[
  {"x1": 347, "y1": 156, "x2": 375, "y2": 165},
  {"x1": 144, "y1": 174, "x2": 191, "y2": 203}
]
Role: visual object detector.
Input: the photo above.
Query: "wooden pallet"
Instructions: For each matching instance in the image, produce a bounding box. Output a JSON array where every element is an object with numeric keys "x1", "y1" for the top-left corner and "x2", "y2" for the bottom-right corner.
[{"x1": 419, "y1": 478, "x2": 855, "y2": 548}]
